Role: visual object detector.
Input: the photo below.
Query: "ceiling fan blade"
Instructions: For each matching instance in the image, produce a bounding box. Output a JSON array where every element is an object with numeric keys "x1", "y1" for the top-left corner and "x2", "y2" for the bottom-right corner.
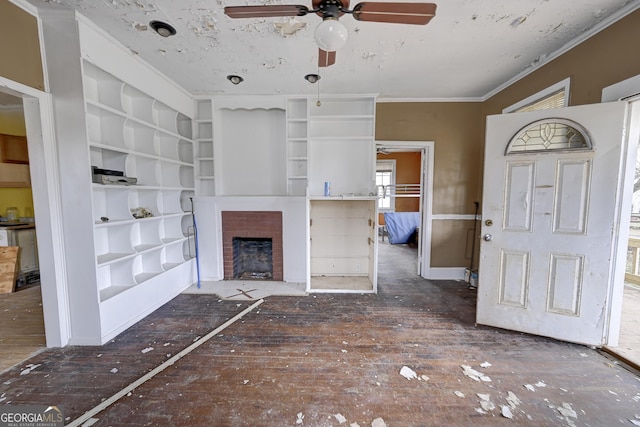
[
  {"x1": 352, "y1": 2, "x2": 436, "y2": 25},
  {"x1": 224, "y1": 5, "x2": 309, "y2": 19},
  {"x1": 318, "y1": 49, "x2": 336, "y2": 67}
]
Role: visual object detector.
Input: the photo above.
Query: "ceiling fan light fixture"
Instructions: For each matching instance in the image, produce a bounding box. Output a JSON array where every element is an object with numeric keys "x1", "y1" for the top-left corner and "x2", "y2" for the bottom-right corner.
[
  {"x1": 149, "y1": 20, "x2": 177, "y2": 37},
  {"x1": 304, "y1": 74, "x2": 321, "y2": 84},
  {"x1": 314, "y1": 18, "x2": 348, "y2": 52},
  {"x1": 227, "y1": 75, "x2": 244, "y2": 85}
]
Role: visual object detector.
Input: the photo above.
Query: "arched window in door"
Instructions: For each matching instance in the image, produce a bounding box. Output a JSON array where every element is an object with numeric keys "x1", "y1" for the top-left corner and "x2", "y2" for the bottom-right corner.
[{"x1": 505, "y1": 118, "x2": 592, "y2": 154}]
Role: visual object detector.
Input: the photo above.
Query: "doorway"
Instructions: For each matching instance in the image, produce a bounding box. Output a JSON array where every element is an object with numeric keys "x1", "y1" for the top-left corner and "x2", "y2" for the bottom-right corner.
[
  {"x1": 0, "y1": 88, "x2": 45, "y2": 371},
  {"x1": 375, "y1": 141, "x2": 434, "y2": 279}
]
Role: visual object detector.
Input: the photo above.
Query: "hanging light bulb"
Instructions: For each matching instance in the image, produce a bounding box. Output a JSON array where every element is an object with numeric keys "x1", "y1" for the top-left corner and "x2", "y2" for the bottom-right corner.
[{"x1": 314, "y1": 18, "x2": 348, "y2": 52}]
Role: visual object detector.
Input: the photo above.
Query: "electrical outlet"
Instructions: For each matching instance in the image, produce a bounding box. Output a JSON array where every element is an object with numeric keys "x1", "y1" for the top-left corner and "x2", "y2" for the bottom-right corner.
[{"x1": 355, "y1": 263, "x2": 361, "y2": 272}]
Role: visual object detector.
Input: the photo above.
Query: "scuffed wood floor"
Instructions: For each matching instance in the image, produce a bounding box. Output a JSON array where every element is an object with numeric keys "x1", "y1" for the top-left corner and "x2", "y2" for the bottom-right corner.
[
  {"x1": 0, "y1": 285, "x2": 46, "y2": 373},
  {"x1": 0, "y1": 245, "x2": 639, "y2": 426}
]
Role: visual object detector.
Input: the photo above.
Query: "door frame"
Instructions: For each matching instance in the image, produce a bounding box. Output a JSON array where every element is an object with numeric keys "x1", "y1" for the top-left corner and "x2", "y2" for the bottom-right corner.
[
  {"x1": 374, "y1": 140, "x2": 435, "y2": 279},
  {"x1": 0, "y1": 75, "x2": 70, "y2": 347}
]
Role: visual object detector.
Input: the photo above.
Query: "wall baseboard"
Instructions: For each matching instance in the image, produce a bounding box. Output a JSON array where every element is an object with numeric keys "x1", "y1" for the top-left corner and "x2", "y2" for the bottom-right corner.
[{"x1": 425, "y1": 267, "x2": 467, "y2": 281}]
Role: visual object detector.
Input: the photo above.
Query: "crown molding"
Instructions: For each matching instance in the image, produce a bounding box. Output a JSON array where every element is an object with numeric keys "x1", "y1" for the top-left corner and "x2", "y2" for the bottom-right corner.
[{"x1": 482, "y1": 1, "x2": 640, "y2": 101}]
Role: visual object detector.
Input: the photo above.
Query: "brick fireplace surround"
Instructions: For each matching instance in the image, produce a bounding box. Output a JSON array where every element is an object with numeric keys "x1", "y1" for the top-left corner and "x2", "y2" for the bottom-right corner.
[{"x1": 221, "y1": 211, "x2": 283, "y2": 281}]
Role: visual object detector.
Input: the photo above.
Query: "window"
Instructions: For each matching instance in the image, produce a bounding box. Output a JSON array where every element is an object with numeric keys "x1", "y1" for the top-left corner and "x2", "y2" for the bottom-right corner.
[
  {"x1": 503, "y1": 78, "x2": 570, "y2": 113},
  {"x1": 376, "y1": 160, "x2": 396, "y2": 211},
  {"x1": 505, "y1": 118, "x2": 592, "y2": 154}
]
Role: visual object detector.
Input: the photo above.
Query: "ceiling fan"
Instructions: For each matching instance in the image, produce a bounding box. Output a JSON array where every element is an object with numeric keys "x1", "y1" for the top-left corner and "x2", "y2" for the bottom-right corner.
[{"x1": 224, "y1": 0, "x2": 437, "y2": 67}]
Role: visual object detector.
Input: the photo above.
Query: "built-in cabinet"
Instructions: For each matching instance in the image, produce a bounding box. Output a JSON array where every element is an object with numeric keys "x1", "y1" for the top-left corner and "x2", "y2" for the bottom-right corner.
[
  {"x1": 289, "y1": 95, "x2": 378, "y2": 292},
  {"x1": 309, "y1": 198, "x2": 377, "y2": 292},
  {"x1": 81, "y1": 60, "x2": 196, "y2": 340},
  {"x1": 0, "y1": 134, "x2": 30, "y2": 187}
]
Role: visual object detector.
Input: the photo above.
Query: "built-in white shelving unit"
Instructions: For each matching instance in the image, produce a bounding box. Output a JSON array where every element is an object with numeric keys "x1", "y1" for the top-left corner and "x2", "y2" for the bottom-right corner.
[
  {"x1": 303, "y1": 95, "x2": 378, "y2": 292},
  {"x1": 286, "y1": 97, "x2": 308, "y2": 196},
  {"x1": 82, "y1": 60, "x2": 196, "y2": 341},
  {"x1": 194, "y1": 98, "x2": 214, "y2": 196}
]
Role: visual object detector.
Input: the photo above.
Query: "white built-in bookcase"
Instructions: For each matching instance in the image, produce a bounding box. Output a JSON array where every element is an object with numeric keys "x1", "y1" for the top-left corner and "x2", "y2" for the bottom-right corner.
[
  {"x1": 82, "y1": 60, "x2": 196, "y2": 306},
  {"x1": 194, "y1": 99, "x2": 214, "y2": 196}
]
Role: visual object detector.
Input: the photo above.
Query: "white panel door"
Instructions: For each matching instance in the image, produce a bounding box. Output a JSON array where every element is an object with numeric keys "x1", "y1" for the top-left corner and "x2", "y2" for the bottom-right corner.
[{"x1": 477, "y1": 102, "x2": 635, "y2": 346}]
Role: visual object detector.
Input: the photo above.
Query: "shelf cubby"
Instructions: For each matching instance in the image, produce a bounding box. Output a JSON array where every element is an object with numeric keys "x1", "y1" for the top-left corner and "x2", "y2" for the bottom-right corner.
[
  {"x1": 126, "y1": 155, "x2": 160, "y2": 186},
  {"x1": 197, "y1": 159, "x2": 214, "y2": 177},
  {"x1": 180, "y1": 165, "x2": 195, "y2": 189},
  {"x1": 128, "y1": 188, "x2": 160, "y2": 217},
  {"x1": 124, "y1": 120, "x2": 157, "y2": 156},
  {"x1": 122, "y1": 85, "x2": 155, "y2": 123},
  {"x1": 94, "y1": 224, "x2": 135, "y2": 265},
  {"x1": 161, "y1": 215, "x2": 188, "y2": 244},
  {"x1": 86, "y1": 104, "x2": 128, "y2": 149},
  {"x1": 177, "y1": 113, "x2": 193, "y2": 139},
  {"x1": 287, "y1": 121, "x2": 307, "y2": 139},
  {"x1": 133, "y1": 250, "x2": 164, "y2": 284},
  {"x1": 197, "y1": 140, "x2": 214, "y2": 158},
  {"x1": 197, "y1": 179, "x2": 215, "y2": 196},
  {"x1": 178, "y1": 140, "x2": 194, "y2": 164},
  {"x1": 196, "y1": 99, "x2": 212, "y2": 120},
  {"x1": 287, "y1": 158, "x2": 307, "y2": 178},
  {"x1": 92, "y1": 186, "x2": 132, "y2": 223},
  {"x1": 159, "y1": 190, "x2": 183, "y2": 215},
  {"x1": 153, "y1": 101, "x2": 179, "y2": 134},
  {"x1": 162, "y1": 242, "x2": 187, "y2": 271},
  {"x1": 195, "y1": 121, "x2": 213, "y2": 140},
  {"x1": 90, "y1": 146, "x2": 127, "y2": 174},
  {"x1": 82, "y1": 61, "x2": 125, "y2": 112},
  {"x1": 287, "y1": 98, "x2": 308, "y2": 119},
  {"x1": 180, "y1": 190, "x2": 195, "y2": 212},
  {"x1": 97, "y1": 261, "x2": 135, "y2": 300},
  {"x1": 131, "y1": 219, "x2": 163, "y2": 252}
]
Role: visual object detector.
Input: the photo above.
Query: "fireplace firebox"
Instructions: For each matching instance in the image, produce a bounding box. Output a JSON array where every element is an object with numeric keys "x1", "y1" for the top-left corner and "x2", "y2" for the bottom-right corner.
[
  {"x1": 232, "y1": 237, "x2": 273, "y2": 280},
  {"x1": 221, "y1": 211, "x2": 283, "y2": 281}
]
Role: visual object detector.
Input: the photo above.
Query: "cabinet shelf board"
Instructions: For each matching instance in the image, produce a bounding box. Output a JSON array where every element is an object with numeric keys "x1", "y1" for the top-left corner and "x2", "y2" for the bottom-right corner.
[
  {"x1": 162, "y1": 237, "x2": 186, "y2": 245},
  {"x1": 162, "y1": 262, "x2": 183, "y2": 271},
  {"x1": 133, "y1": 243, "x2": 163, "y2": 253},
  {"x1": 97, "y1": 252, "x2": 135, "y2": 265},
  {"x1": 308, "y1": 136, "x2": 373, "y2": 141},
  {"x1": 100, "y1": 285, "x2": 134, "y2": 302},
  {"x1": 135, "y1": 271, "x2": 163, "y2": 283},
  {"x1": 94, "y1": 218, "x2": 134, "y2": 227},
  {"x1": 310, "y1": 115, "x2": 373, "y2": 121}
]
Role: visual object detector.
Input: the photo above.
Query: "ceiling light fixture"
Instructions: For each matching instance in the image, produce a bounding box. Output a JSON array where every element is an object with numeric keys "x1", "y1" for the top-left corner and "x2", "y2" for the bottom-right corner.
[
  {"x1": 314, "y1": 18, "x2": 348, "y2": 52},
  {"x1": 227, "y1": 75, "x2": 244, "y2": 85},
  {"x1": 149, "y1": 20, "x2": 177, "y2": 37},
  {"x1": 304, "y1": 74, "x2": 321, "y2": 84}
]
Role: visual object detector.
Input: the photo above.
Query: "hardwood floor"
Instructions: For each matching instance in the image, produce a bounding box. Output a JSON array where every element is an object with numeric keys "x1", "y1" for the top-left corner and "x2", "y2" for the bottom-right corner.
[
  {"x1": 0, "y1": 285, "x2": 45, "y2": 373},
  {"x1": 0, "y1": 244, "x2": 639, "y2": 426}
]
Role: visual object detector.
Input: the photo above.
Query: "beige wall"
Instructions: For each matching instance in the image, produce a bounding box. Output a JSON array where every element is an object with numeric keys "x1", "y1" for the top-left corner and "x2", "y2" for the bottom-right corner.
[
  {"x1": 376, "y1": 102, "x2": 483, "y2": 214},
  {"x1": 0, "y1": 1, "x2": 44, "y2": 91}
]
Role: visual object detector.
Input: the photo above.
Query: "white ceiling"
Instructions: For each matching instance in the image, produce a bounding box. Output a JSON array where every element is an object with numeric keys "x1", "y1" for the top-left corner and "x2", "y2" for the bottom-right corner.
[{"x1": 15, "y1": 0, "x2": 640, "y2": 100}]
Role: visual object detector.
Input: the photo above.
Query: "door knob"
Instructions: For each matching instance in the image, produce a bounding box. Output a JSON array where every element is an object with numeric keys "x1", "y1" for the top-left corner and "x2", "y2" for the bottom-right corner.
[{"x1": 483, "y1": 234, "x2": 492, "y2": 241}]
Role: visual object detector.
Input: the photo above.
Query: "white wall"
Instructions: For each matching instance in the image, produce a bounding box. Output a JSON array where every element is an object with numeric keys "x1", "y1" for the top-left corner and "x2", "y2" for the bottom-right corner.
[
  {"x1": 194, "y1": 196, "x2": 307, "y2": 283},
  {"x1": 218, "y1": 108, "x2": 286, "y2": 196}
]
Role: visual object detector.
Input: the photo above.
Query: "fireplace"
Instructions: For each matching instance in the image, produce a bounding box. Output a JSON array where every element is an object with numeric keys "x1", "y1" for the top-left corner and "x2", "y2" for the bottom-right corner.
[
  {"x1": 222, "y1": 211, "x2": 283, "y2": 281},
  {"x1": 233, "y1": 237, "x2": 273, "y2": 280}
]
